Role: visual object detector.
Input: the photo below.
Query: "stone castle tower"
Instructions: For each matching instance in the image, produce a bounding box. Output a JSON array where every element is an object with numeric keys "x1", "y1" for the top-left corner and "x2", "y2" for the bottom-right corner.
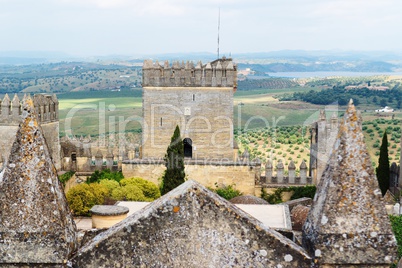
[
  {"x1": 309, "y1": 110, "x2": 338, "y2": 184},
  {"x1": 0, "y1": 93, "x2": 61, "y2": 170},
  {"x1": 123, "y1": 58, "x2": 258, "y2": 195},
  {"x1": 141, "y1": 58, "x2": 237, "y2": 160}
]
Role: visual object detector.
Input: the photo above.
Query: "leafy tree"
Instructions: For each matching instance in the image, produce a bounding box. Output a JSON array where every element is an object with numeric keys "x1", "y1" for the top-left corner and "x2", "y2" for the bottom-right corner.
[
  {"x1": 161, "y1": 125, "x2": 185, "y2": 195},
  {"x1": 376, "y1": 132, "x2": 390, "y2": 196}
]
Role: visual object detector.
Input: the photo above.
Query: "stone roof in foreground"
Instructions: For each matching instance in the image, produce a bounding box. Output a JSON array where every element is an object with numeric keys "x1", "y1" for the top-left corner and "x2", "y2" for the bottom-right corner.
[
  {"x1": 302, "y1": 100, "x2": 397, "y2": 266},
  {"x1": 72, "y1": 180, "x2": 311, "y2": 267},
  {"x1": 0, "y1": 96, "x2": 78, "y2": 264}
]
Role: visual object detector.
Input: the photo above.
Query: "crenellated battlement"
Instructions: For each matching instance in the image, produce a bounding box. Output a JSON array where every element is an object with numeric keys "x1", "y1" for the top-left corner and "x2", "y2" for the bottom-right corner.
[
  {"x1": 0, "y1": 93, "x2": 58, "y2": 125},
  {"x1": 142, "y1": 57, "x2": 237, "y2": 88},
  {"x1": 256, "y1": 159, "x2": 312, "y2": 186}
]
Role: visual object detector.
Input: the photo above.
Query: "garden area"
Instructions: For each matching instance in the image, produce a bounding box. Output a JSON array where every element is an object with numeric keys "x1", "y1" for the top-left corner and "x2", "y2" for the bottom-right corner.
[{"x1": 65, "y1": 170, "x2": 161, "y2": 216}]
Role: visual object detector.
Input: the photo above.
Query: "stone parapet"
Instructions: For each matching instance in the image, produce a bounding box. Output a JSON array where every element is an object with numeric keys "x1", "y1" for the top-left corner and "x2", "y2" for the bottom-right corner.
[
  {"x1": 0, "y1": 93, "x2": 58, "y2": 125},
  {"x1": 143, "y1": 58, "x2": 237, "y2": 88},
  {"x1": 259, "y1": 160, "x2": 312, "y2": 186}
]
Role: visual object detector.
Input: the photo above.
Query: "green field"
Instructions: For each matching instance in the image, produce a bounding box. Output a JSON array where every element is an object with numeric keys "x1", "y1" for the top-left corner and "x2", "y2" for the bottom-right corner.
[
  {"x1": 58, "y1": 88, "x2": 401, "y2": 165},
  {"x1": 58, "y1": 88, "x2": 322, "y2": 137},
  {"x1": 58, "y1": 90, "x2": 142, "y2": 137},
  {"x1": 58, "y1": 87, "x2": 401, "y2": 135}
]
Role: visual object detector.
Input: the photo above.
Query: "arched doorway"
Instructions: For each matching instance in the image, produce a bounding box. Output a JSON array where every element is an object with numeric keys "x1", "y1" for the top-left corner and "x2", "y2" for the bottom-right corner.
[{"x1": 183, "y1": 138, "x2": 192, "y2": 158}]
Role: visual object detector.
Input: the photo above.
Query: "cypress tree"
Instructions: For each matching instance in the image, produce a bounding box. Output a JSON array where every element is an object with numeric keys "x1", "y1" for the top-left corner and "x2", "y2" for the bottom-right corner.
[
  {"x1": 161, "y1": 125, "x2": 185, "y2": 195},
  {"x1": 376, "y1": 131, "x2": 390, "y2": 196}
]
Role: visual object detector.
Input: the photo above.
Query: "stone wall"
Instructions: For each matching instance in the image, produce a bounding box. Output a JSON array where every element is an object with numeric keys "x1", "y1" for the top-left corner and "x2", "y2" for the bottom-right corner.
[
  {"x1": 309, "y1": 110, "x2": 338, "y2": 184},
  {"x1": 142, "y1": 86, "x2": 235, "y2": 160},
  {"x1": 41, "y1": 121, "x2": 61, "y2": 170},
  {"x1": 122, "y1": 159, "x2": 257, "y2": 195},
  {"x1": 141, "y1": 58, "x2": 237, "y2": 160},
  {"x1": 0, "y1": 125, "x2": 18, "y2": 165},
  {"x1": 122, "y1": 159, "x2": 165, "y2": 184},
  {"x1": 60, "y1": 133, "x2": 140, "y2": 172},
  {"x1": 0, "y1": 93, "x2": 61, "y2": 170},
  {"x1": 185, "y1": 161, "x2": 256, "y2": 195}
]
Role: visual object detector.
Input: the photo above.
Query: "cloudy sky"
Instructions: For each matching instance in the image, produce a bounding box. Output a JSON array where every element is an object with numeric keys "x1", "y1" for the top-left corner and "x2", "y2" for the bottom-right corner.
[{"x1": 1, "y1": 0, "x2": 401, "y2": 57}]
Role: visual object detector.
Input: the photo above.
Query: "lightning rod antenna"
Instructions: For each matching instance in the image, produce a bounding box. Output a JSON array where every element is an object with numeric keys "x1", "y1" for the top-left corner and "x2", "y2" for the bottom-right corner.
[{"x1": 217, "y1": 8, "x2": 220, "y2": 59}]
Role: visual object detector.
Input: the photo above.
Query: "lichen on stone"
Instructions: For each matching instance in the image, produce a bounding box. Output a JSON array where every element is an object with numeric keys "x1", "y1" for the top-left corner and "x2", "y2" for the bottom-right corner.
[
  {"x1": 302, "y1": 99, "x2": 397, "y2": 266},
  {"x1": 0, "y1": 96, "x2": 78, "y2": 264}
]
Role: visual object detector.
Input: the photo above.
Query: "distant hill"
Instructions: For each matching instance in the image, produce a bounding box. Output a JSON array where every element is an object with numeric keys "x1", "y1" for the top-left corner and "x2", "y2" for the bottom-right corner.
[
  {"x1": 1, "y1": 50, "x2": 402, "y2": 94},
  {"x1": 238, "y1": 61, "x2": 398, "y2": 73}
]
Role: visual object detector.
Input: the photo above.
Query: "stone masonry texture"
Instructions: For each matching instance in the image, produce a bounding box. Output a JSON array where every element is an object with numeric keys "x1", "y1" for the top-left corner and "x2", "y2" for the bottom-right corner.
[
  {"x1": 0, "y1": 94, "x2": 61, "y2": 170},
  {"x1": 141, "y1": 58, "x2": 236, "y2": 160},
  {"x1": 0, "y1": 96, "x2": 78, "y2": 265},
  {"x1": 302, "y1": 100, "x2": 397, "y2": 266},
  {"x1": 71, "y1": 180, "x2": 311, "y2": 267}
]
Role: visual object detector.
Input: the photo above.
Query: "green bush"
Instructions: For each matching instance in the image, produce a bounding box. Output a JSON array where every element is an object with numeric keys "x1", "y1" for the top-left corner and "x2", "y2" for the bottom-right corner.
[
  {"x1": 111, "y1": 187, "x2": 125, "y2": 200},
  {"x1": 88, "y1": 183, "x2": 109, "y2": 205},
  {"x1": 59, "y1": 171, "x2": 75, "y2": 187},
  {"x1": 87, "y1": 169, "x2": 124, "y2": 183},
  {"x1": 112, "y1": 184, "x2": 147, "y2": 201},
  {"x1": 390, "y1": 215, "x2": 402, "y2": 258},
  {"x1": 67, "y1": 184, "x2": 95, "y2": 216},
  {"x1": 261, "y1": 185, "x2": 317, "y2": 204},
  {"x1": 261, "y1": 188, "x2": 282, "y2": 204},
  {"x1": 66, "y1": 183, "x2": 108, "y2": 216},
  {"x1": 99, "y1": 179, "x2": 120, "y2": 195},
  {"x1": 124, "y1": 184, "x2": 147, "y2": 201},
  {"x1": 213, "y1": 183, "x2": 242, "y2": 200},
  {"x1": 290, "y1": 185, "x2": 316, "y2": 200},
  {"x1": 120, "y1": 177, "x2": 161, "y2": 200}
]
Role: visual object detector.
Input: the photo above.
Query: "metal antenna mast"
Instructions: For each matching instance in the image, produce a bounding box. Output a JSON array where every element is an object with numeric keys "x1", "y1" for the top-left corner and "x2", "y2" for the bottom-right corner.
[{"x1": 217, "y1": 8, "x2": 220, "y2": 59}]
